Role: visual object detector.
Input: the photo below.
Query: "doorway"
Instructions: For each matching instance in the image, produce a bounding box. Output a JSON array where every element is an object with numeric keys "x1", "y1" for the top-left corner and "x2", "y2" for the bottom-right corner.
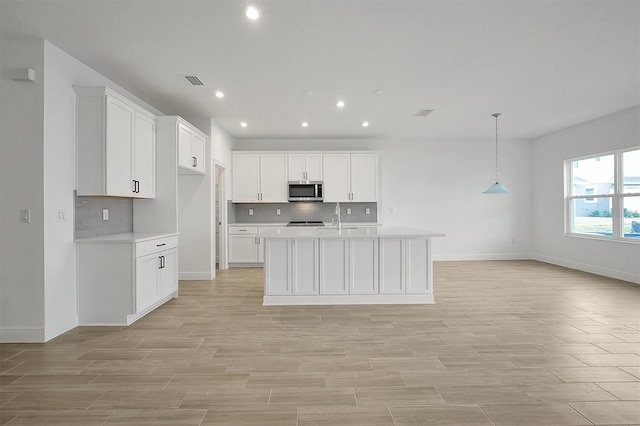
[{"x1": 215, "y1": 163, "x2": 227, "y2": 270}]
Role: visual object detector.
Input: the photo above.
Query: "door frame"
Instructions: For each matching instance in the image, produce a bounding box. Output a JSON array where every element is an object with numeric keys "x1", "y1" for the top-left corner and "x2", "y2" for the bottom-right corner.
[{"x1": 214, "y1": 161, "x2": 228, "y2": 270}]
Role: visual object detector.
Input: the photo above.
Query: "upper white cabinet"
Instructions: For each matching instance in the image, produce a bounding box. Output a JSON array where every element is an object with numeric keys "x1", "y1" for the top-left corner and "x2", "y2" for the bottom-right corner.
[
  {"x1": 288, "y1": 154, "x2": 323, "y2": 181},
  {"x1": 178, "y1": 122, "x2": 206, "y2": 175},
  {"x1": 75, "y1": 86, "x2": 156, "y2": 198},
  {"x1": 323, "y1": 153, "x2": 378, "y2": 202},
  {"x1": 232, "y1": 153, "x2": 288, "y2": 202}
]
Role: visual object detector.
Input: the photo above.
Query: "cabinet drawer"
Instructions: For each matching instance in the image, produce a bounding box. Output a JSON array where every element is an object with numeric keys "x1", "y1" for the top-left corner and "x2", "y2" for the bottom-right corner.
[
  {"x1": 229, "y1": 226, "x2": 258, "y2": 235},
  {"x1": 136, "y1": 235, "x2": 178, "y2": 258}
]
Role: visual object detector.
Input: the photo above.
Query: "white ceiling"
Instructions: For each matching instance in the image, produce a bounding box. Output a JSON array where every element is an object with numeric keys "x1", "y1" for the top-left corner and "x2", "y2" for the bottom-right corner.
[{"x1": 1, "y1": 0, "x2": 638, "y2": 141}]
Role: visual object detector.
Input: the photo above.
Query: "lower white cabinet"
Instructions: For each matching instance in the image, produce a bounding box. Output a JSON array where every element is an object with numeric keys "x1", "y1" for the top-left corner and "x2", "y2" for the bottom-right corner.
[
  {"x1": 228, "y1": 226, "x2": 265, "y2": 264},
  {"x1": 319, "y1": 238, "x2": 378, "y2": 295},
  {"x1": 135, "y1": 247, "x2": 177, "y2": 312},
  {"x1": 77, "y1": 233, "x2": 178, "y2": 325},
  {"x1": 319, "y1": 239, "x2": 349, "y2": 294},
  {"x1": 349, "y1": 238, "x2": 379, "y2": 295},
  {"x1": 379, "y1": 238, "x2": 405, "y2": 294},
  {"x1": 263, "y1": 235, "x2": 432, "y2": 304},
  {"x1": 292, "y1": 238, "x2": 319, "y2": 295}
]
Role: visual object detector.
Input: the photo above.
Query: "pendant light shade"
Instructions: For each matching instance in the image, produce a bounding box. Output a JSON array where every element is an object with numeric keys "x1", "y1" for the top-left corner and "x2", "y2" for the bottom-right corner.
[{"x1": 483, "y1": 112, "x2": 510, "y2": 194}]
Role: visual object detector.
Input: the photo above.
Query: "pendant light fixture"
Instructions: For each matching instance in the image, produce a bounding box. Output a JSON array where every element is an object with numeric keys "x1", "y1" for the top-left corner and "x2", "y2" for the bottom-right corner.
[{"x1": 483, "y1": 112, "x2": 511, "y2": 194}]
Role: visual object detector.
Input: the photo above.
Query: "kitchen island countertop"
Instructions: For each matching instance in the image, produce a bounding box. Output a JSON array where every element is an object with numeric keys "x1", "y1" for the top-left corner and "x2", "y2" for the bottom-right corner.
[{"x1": 260, "y1": 226, "x2": 444, "y2": 239}]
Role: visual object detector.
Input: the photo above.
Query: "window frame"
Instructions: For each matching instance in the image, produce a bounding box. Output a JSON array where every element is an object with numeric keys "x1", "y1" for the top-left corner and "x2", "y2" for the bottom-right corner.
[{"x1": 565, "y1": 147, "x2": 640, "y2": 243}]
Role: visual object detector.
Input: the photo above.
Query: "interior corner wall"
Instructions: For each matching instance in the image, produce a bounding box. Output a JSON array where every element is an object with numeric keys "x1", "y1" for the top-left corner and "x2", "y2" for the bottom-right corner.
[
  {"x1": 233, "y1": 137, "x2": 533, "y2": 260},
  {"x1": 0, "y1": 38, "x2": 46, "y2": 342},
  {"x1": 531, "y1": 107, "x2": 640, "y2": 283}
]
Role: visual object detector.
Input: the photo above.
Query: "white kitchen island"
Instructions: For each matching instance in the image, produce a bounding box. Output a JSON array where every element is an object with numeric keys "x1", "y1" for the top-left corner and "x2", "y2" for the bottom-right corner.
[{"x1": 260, "y1": 226, "x2": 445, "y2": 305}]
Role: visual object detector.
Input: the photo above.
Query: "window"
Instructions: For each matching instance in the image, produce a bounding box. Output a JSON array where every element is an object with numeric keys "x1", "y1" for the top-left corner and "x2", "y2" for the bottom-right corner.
[
  {"x1": 584, "y1": 187, "x2": 595, "y2": 203},
  {"x1": 566, "y1": 148, "x2": 640, "y2": 241}
]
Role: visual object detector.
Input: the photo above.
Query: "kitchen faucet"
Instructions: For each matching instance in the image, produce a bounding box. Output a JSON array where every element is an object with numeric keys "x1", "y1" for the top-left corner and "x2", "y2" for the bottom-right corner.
[{"x1": 335, "y1": 202, "x2": 341, "y2": 231}]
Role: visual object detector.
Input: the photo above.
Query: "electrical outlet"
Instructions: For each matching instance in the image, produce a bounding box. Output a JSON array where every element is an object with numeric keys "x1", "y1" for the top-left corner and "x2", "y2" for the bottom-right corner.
[
  {"x1": 248, "y1": 209, "x2": 254, "y2": 216},
  {"x1": 346, "y1": 208, "x2": 351, "y2": 215},
  {"x1": 102, "y1": 208, "x2": 109, "y2": 220},
  {"x1": 365, "y1": 208, "x2": 370, "y2": 215},
  {"x1": 276, "y1": 208, "x2": 281, "y2": 216},
  {"x1": 56, "y1": 209, "x2": 68, "y2": 222}
]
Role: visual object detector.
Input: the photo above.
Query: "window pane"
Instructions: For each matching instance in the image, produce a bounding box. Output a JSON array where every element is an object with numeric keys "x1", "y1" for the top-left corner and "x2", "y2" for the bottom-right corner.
[
  {"x1": 623, "y1": 149, "x2": 640, "y2": 194},
  {"x1": 571, "y1": 155, "x2": 614, "y2": 196},
  {"x1": 571, "y1": 198, "x2": 613, "y2": 236},
  {"x1": 623, "y1": 196, "x2": 640, "y2": 238}
]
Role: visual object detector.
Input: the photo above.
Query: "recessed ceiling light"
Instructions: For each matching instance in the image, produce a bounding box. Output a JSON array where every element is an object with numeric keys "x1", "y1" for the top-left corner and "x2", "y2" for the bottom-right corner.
[
  {"x1": 362, "y1": 121, "x2": 369, "y2": 127},
  {"x1": 240, "y1": 122, "x2": 247, "y2": 128},
  {"x1": 215, "y1": 90, "x2": 225, "y2": 98},
  {"x1": 372, "y1": 89, "x2": 384, "y2": 95},
  {"x1": 336, "y1": 100, "x2": 345, "y2": 108},
  {"x1": 245, "y1": 6, "x2": 260, "y2": 20},
  {"x1": 301, "y1": 121, "x2": 309, "y2": 128},
  {"x1": 303, "y1": 90, "x2": 314, "y2": 96}
]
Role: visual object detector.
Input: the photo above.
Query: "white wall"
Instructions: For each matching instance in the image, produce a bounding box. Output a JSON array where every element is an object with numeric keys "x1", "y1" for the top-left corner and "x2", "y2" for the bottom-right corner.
[
  {"x1": 233, "y1": 137, "x2": 533, "y2": 260},
  {"x1": 176, "y1": 117, "x2": 235, "y2": 280},
  {"x1": 0, "y1": 39, "x2": 46, "y2": 342},
  {"x1": 531, "y1": 107, "x2": 640, "y2": 283},
  {"x1": 0, "y1": 38, "x2": 166, "y2": 342}
]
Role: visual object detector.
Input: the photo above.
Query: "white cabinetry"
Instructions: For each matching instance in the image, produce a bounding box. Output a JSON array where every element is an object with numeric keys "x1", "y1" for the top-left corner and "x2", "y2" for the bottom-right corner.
[
  {"x1": 378, "y1": 237, "x2": 431, "y2": 294},
  {"x1": 263, "y1": 238, "x2": 319, "y2": 295},
  {"x1": 288, "y1": 154, "x2": 323, "y2": 181},
  {"x1": 323, "y1": 153, "x2": 378, "y2": 202},
  {"x1": 228, "y1": 226, "x2": 265, "y2": 264},
  {"x1": 292, "y1": 239, "x2": 319, "y2": 295},
  {"x1": 349, "y1": 238, "x2": 379, "y2": 295},
  {"x1": 261, "y1": 229, "x2": 440, "y2": 305},
  {"x1": 264, "y1": 239, "x2": 291, "y2": 295},
  {"x1": 77, "y1": 234, "x2": 178, "y2": 325},
  {"x1": 75, "y1": 86, "x2": 156, "y2": 198},
  {"x1": 178, "y1": 122, "x2": 206, "y2": 175},
  {"x1": 318, "y1": 238, "x2": 378, "y2": 295},
  {"x1": 319, "y1": 239, "x2": 349, "y2": 294},
  {"x1": 232, "y1": 154, "x2": 288, "y2": 202},
  {"x1": 379, "y1": 238, "x2": 405, "y2": 294}
]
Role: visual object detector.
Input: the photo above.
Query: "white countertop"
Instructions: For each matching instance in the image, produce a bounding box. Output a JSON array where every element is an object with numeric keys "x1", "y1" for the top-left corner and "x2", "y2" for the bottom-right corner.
[
  {"x1": 75, "y1": 232, "x2": 178, "y2": 243},
  {"x1": 230, "y1": 222, "x2": 382, "y2": 227},
  {"x1": 259, "y1": 226, "x2": 444, "y2": 239}
]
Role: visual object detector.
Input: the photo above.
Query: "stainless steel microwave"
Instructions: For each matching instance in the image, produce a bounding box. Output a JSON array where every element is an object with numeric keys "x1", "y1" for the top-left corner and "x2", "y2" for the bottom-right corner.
[{"x1": 288, "y1": 181, "x2": 323, "y2": 202}]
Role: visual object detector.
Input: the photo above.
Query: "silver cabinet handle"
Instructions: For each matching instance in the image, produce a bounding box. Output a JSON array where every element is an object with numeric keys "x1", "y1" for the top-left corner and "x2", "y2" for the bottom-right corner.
[{"x1": 192, "y1": 156, "x2": 197, "y2": 167}]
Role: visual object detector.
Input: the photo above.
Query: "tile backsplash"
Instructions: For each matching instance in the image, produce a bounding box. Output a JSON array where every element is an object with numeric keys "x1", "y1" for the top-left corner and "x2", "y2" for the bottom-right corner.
[
  {"x1": 75, "y1": 194, "x2": 133, "y2": 239},
  {"x1": 231, "y1": 202, "x2": 377, "y2": 224}
]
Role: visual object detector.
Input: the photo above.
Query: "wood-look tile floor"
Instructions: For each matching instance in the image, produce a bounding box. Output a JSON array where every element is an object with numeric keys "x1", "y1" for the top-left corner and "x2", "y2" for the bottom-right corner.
[{"x1": 1, "y1": 260, "x2": 639, "y2": 425}]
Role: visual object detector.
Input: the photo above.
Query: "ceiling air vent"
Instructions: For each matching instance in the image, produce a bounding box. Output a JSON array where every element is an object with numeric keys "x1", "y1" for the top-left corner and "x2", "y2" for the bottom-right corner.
[
  {"x1": 414, "y1": 109, "x2": 434, "y2": 117},
  {"x1": 184, "y1": 75, "x2": 204, "y2": 86}
]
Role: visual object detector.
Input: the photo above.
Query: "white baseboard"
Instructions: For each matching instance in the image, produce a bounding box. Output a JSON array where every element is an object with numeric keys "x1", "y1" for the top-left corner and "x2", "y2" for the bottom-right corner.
[
  {"x1": 264, "y1": 294, "x2": 434, "y2": 306},
  {"x1": 178, "y1": 272, "x2": 214, "y2": 280},
  {"x1": 434, "y1": 253, "x2": 533, "y2": 261},
  {"x1": 533, "y1": 254, "x2": 640, "y2": 284},
  {"x1": 229, "y1": 263, "x2": 263, "y2": 268},
  {"x1": 0, "y1": 327, "x2": 45, "y2": 343},
  {"x1": 44, "y1": 317, "x2": 78, "y2": 342}
]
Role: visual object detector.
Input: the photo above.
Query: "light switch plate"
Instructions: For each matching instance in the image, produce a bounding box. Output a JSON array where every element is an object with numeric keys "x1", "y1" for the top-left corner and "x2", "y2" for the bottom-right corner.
[
  {"x1": 365, "y1": 208, "x2": 370, "y2": 215},
  {"x1": 276, "y1": 208, "x2": 281, "y2": 216},
  {"x1": 248, "y1": 209, "x2": 254, "y2": 216},
  {"x1": 102, "y1": 208, "x2": 109, "y2": 220},
  {"x1": 20, "y1": 209, "x2": 31, "y2": 223},
  {"x1": 346, "y1": 208, "x2": 352, "y2": 215}
]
